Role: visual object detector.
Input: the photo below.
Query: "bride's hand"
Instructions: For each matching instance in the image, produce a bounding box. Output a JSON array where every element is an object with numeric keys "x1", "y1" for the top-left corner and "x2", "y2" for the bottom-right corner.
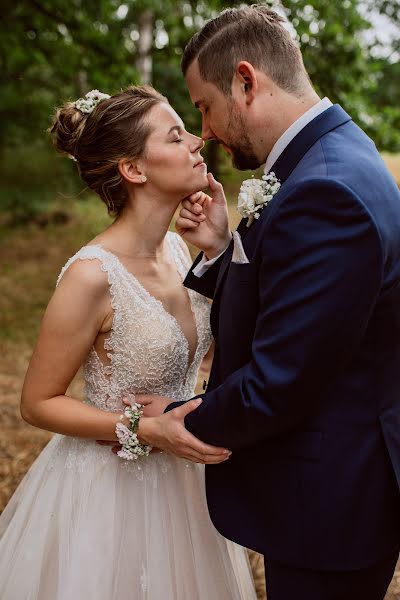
[
  {"x1": 96, "y1": 395, "x2": 170, "y2": 450},
  {"x1": 132, "y1": 394, "x2": 172, "y2": 417},
  {"x1": 137, "y1": 399, "x2": 232, "y2": 464},
  {"x1": 176, "y1": 173, "x2": 231, "y2": 259}
]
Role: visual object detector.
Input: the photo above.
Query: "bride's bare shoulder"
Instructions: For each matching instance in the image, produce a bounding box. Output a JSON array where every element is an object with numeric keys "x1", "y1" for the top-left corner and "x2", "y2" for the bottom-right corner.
[{"x1": 56, "y1": 251, "x2": 110, "y2": 299}]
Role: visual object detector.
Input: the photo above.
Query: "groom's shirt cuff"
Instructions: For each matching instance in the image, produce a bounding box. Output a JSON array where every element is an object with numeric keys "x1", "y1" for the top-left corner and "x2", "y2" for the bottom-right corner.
[{"x1": 192, "y1": 244, "x2": 230, "y2": 277}]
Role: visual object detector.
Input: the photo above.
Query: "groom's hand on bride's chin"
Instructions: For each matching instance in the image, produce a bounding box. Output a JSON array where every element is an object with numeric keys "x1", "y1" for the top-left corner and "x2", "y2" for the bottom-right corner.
[
  {"x1": 176, "y1": 173, "x2": 231, "y2": 257},
  {"x1": 136, "y1": 399, "x2": 232, "y2": 465}
]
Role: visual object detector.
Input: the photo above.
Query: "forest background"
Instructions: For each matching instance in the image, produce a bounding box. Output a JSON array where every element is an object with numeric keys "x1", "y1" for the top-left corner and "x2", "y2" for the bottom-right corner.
[{"x1": 1, "y1": 1, "x2": 400, "y2": 597}]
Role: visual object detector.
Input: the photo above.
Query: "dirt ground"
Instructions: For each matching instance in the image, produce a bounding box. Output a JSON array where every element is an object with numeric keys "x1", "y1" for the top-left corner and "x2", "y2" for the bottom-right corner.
[
  {"x1": 2, "y1": 191, "x2": 400, "y2": 598},
  {"x1": 1, "y1": 345, "x2": 399, "y2": 599}
]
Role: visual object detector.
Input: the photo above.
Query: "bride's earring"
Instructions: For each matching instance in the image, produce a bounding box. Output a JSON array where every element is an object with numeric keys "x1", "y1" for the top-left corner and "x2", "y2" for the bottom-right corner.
[{"x1": 141, "y1": 175, "x2": 147, "y2": 183}]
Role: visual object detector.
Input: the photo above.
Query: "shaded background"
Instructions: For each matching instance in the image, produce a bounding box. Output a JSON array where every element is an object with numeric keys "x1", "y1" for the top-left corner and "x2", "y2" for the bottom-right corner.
[{"x1": 1, "y1": 1, "x2": 400, "y2": 598}]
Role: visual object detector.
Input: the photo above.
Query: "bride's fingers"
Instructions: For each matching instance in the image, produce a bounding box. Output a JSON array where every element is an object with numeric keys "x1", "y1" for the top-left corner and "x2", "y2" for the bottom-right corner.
[
  {"x1": 176, "y1": 217, "x2": 200, "y2": 230},
  {"x1": 181, "y1": 199, "x2": 204, "y2": 214},
  {"x1": 179, "y1": 208, "x2": 206, "y2": 222},
  {"x1": 185, "y1": 191, "x2": 203, "y2": 204},
  {"x1": 136, "y1": 398, "x2": 153, "y2": 406},
  {"x1": 173, "y1": 397, "x2": 202, "y2": 417},
  {"x1": 175, "y1": 426, "x2": 231, "y2": 458},
  {"x1": 173, "y1": 402, "x2": 231, "y2": 458},
  {"x1": 186, "y1": 191, "x2": 207, "y2": 206},
  {"x1": 180, "y1": 450, "x2": 231, "y2": 464}
]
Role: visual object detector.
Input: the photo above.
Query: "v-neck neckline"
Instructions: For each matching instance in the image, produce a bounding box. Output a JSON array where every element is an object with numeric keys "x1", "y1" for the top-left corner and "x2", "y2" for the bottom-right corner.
[{"x1": 87, "y1": 234, "x2": 200, "y2": 376}]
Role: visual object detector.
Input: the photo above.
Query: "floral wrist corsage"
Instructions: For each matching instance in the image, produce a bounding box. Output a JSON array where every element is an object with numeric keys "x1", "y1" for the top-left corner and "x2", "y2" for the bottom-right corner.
[{"x1": 115, "y1": 401, "x2": 152, "y2": 461}]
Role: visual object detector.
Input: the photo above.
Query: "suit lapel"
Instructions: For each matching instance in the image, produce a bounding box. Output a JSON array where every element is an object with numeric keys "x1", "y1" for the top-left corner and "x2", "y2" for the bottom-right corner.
[
  {"x1": 211, "y1": 104, "x2": 352, "y2": 335},
  {"x1": 270, "y1": 104, "x2": 351, "y2": 182},
  {"x1": 234, "y1": 104, "x2": 352, "y2": 242},
  {"x1": 210, "y1": 238, "x2": 234, "y2": 334}
]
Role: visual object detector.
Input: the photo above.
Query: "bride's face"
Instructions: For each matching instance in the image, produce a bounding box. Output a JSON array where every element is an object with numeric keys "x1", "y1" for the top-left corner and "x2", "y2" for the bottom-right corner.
[{"x1": 141, "y1": 102, "x2": 208, "y2": 197}]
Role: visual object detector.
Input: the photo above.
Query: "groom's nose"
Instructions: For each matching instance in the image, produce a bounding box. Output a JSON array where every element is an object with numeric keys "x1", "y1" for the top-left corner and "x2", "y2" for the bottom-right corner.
[{"x1": 201, "y1": 120, "x2": 214, "y2": 141}]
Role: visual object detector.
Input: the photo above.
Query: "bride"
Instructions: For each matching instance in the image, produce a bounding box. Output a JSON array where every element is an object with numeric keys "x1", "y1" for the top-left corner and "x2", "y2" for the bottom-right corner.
[{"x1": 0, "y1": 86, "x2": 256, "y2": 599}]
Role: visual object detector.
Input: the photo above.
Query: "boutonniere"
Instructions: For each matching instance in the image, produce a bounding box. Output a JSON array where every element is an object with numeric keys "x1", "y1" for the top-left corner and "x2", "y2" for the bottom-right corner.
[{"x1": 237, "y1": 172, "x2": 281, "y2": 227}]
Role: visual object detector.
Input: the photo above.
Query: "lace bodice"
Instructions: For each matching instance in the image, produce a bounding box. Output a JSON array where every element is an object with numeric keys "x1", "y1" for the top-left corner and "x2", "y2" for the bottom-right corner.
[{"x1": 57, "y1": 232, "x2": 212, "y2": 412}]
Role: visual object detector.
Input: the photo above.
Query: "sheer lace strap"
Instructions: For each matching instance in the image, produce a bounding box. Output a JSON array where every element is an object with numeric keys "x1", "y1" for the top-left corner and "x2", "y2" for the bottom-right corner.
[{"x1": 56, "y1": 245, "x2": 123, "y2": 287}]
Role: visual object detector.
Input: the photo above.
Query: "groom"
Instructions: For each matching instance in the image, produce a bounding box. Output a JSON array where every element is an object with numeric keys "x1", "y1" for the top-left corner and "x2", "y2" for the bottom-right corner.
[{"x1": 136, "y1": 6, "x2": 400, "y2": 598}]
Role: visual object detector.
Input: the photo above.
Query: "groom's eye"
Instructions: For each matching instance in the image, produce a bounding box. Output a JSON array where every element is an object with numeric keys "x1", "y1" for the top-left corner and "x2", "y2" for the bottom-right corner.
[{"x1": 173, "y1": 138, "x2": 183, "y2": 143}]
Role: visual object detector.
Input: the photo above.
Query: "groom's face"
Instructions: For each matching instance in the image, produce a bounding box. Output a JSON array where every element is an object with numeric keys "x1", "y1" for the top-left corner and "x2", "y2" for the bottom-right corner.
[{"x1": 185, "y1": 61, "x2": 261, "y2": 170}]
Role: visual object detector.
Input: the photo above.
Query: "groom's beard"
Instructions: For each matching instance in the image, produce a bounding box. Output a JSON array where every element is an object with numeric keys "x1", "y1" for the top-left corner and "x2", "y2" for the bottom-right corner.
[
  {"x1": 230, "y1": 140, "x2": 260, "y2": 171},
  {"x1": 225, "y1": 109, "x2": 260, "y2": 171}
]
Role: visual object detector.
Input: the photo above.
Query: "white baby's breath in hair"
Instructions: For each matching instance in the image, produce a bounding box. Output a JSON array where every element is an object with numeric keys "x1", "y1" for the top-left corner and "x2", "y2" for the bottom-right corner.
[
  {"x1": 237, "y1": 172, "x2": 281, "y2": 227},
  {"x1": 74, "y1": 89, "x2": 110, "y2": 114}
]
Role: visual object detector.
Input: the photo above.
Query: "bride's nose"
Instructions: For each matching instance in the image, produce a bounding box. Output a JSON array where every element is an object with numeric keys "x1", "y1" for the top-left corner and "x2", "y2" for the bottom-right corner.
[{"x1": 190, "y1": 135, "x2": 205, "y2": 153}]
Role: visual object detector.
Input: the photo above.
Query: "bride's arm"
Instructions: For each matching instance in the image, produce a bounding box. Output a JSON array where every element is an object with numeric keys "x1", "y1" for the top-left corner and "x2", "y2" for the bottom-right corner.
[{"x1": 20, "y1": 259, "x2": 126, "y2": 441}]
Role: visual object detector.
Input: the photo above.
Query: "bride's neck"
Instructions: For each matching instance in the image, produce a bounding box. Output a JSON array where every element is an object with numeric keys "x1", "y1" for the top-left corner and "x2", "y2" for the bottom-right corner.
[{"x1": 101, "y1": 189, "x2": 178, "y2": 258}]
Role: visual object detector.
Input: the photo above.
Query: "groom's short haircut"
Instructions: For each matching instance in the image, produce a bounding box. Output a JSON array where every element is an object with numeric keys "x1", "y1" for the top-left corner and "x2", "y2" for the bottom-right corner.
[{"x1": 181, "y1": 5, "x2": 310, "y2": 97}]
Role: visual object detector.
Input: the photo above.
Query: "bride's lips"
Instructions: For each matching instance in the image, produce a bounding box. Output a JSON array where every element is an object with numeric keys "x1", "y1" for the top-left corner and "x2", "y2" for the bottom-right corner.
[{"x1": 193, "y1": 160, "x2": 207, "y2": 169}]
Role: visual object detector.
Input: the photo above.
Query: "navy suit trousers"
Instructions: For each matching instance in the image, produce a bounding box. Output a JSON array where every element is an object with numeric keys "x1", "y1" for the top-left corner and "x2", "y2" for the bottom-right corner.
[{"x1": 264, "y1": 552, "x2": 399, "y2": 600}]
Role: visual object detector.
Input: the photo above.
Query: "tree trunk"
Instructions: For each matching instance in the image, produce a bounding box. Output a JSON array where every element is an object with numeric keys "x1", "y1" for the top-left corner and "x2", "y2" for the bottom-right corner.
[
  {"x1": 76, "y1": 70, "x2": 88, "y2": 96},
  {"x1": 136, "y1": 10, "x2": 154, "y2": 85},
  {"x1": 206, "y1": 140, "x2": 219, "y2": 178}
]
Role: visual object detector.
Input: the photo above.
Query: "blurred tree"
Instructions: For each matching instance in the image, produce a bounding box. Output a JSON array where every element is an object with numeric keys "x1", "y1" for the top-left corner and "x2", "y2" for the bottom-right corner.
[
  {"x1": 1, "y1": 0, "x2": 399, "y2": 221},
  {"x1": 266, "y1": 0, "x2": 400, "y2": 151},
  {"x1": 364, "y1": 0, "x2": 400, "y2": 151}
]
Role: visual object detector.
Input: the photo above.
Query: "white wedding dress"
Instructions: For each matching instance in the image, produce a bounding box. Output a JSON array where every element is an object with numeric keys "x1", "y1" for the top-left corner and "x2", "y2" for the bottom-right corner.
[{"x1": 0, "y1": 231, "x2": 256, "y2": 600}]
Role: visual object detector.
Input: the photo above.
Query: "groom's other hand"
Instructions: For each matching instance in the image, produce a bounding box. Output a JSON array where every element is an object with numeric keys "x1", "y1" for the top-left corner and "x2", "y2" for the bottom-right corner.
[
  {"x1": 176, "y1": 172, "x2": 231, "y2": 259},
  {"x1": 137, "y1": 399, "x2": 232, "y2": 464}
]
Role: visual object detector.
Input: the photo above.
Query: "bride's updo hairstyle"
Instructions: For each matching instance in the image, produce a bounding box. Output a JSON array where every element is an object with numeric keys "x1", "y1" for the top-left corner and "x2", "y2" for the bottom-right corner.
[{"x1": 50, "y1": 85, "x2": 167, "y2": 215}]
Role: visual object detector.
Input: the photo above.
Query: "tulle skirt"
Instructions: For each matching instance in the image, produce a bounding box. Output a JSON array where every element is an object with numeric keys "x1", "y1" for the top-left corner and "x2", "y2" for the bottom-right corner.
[{"x1": 0, "y1": 434, "x2": 256, "y2": 599}]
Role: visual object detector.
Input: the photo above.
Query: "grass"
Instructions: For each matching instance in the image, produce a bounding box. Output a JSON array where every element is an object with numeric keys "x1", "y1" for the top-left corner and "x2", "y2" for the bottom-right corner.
[
  {"x1": 382, "y1": 153, "x2": 400, "y2": 185},
  {"x1": 1, "y1": 160, "x2": 400, "y2": 599},
  {"x1": 0, "y1": 199, "x2": 112, "y2": 345},
  {"x1": 0, "y1": 198, "x2": 112, "y2": 511},
  {"x1": 0, "y1": 190, "x2": 241, "y2": 507}
]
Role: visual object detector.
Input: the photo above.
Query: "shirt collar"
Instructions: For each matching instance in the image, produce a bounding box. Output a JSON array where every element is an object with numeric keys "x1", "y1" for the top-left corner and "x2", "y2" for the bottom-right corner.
[{"x1": 264, "y1": 97, "x2": 333, "y2": 175}]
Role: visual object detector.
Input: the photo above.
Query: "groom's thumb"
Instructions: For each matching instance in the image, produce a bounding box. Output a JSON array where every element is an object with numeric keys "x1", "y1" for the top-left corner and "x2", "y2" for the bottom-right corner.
[
  {"x1": 175, "y1": 398, "x2": 203, "y2": 418},
  {"x1": 207, "y1": 173, "x2": 226, "y2": 204}
]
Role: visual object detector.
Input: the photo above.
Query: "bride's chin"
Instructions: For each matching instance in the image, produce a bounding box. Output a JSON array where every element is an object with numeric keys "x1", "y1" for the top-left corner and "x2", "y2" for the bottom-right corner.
[
  {"x1": 197, "y1": 171, "x2": 209, "y2": 188},
  {"x1": 178, "y1": 176, "x2": 209, "y2": 199}
]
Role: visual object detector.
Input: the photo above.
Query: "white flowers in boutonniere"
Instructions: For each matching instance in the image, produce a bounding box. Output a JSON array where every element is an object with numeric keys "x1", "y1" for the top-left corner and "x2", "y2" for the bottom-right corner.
[{"x1": 237, "y1": 172, "x2": 281, "y2": 227}]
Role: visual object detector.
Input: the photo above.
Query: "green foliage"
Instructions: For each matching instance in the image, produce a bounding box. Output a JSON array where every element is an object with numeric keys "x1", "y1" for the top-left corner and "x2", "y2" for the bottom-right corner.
[
  {"x1": 0, "y1": 141, "x2": 83, "y2": 225},
  {"x1": 1, "y1": 0, "x2": 399, "y2": 221},
  {"x1": 267, "y1": 0, "x2": 400, "y2": 151}
]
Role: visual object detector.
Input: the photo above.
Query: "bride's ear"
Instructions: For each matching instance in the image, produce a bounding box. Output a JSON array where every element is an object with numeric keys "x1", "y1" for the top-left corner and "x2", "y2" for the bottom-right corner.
[{"x1": 118, "y1": 158, "x2": 147, "y2": 184}]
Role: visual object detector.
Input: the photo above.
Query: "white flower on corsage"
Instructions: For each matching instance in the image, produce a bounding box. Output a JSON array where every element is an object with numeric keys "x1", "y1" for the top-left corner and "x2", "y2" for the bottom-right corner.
[
  {"x1": 74, "y1": 89, "x2": 110, "y2": 114},
  {"x1": 237, "y1": 172, "x2": 281, "y2": 227}
]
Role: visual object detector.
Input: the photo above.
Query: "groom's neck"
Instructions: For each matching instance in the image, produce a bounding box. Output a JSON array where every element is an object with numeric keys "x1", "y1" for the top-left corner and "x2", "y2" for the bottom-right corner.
[{"x1": 252, "y1": 87, "x2": 321, "y2": 165}]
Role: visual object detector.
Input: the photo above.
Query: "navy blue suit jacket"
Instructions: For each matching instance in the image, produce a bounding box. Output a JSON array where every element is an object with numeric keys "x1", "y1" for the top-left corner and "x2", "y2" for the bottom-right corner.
[{"x1": 167, "y1": 105, "x2": 400, "y2": 570}]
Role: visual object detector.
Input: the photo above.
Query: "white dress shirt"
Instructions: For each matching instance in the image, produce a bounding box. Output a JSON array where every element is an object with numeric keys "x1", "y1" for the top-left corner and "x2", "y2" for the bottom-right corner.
[{"x1": 192, "y1": 97, "x2": 333, "y2": 277}]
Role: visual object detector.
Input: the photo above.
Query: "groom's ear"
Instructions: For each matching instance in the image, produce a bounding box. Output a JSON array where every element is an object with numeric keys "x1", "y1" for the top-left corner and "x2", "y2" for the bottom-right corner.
[{"x1": 232, "y1": 61, "x2": 258, "y2": 106}]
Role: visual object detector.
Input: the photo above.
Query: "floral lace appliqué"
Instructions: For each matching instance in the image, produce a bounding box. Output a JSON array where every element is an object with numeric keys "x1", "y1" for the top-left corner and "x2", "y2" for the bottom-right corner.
[{"x1": 54, "y1": 232, "x2": 212, "y2": 475}]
